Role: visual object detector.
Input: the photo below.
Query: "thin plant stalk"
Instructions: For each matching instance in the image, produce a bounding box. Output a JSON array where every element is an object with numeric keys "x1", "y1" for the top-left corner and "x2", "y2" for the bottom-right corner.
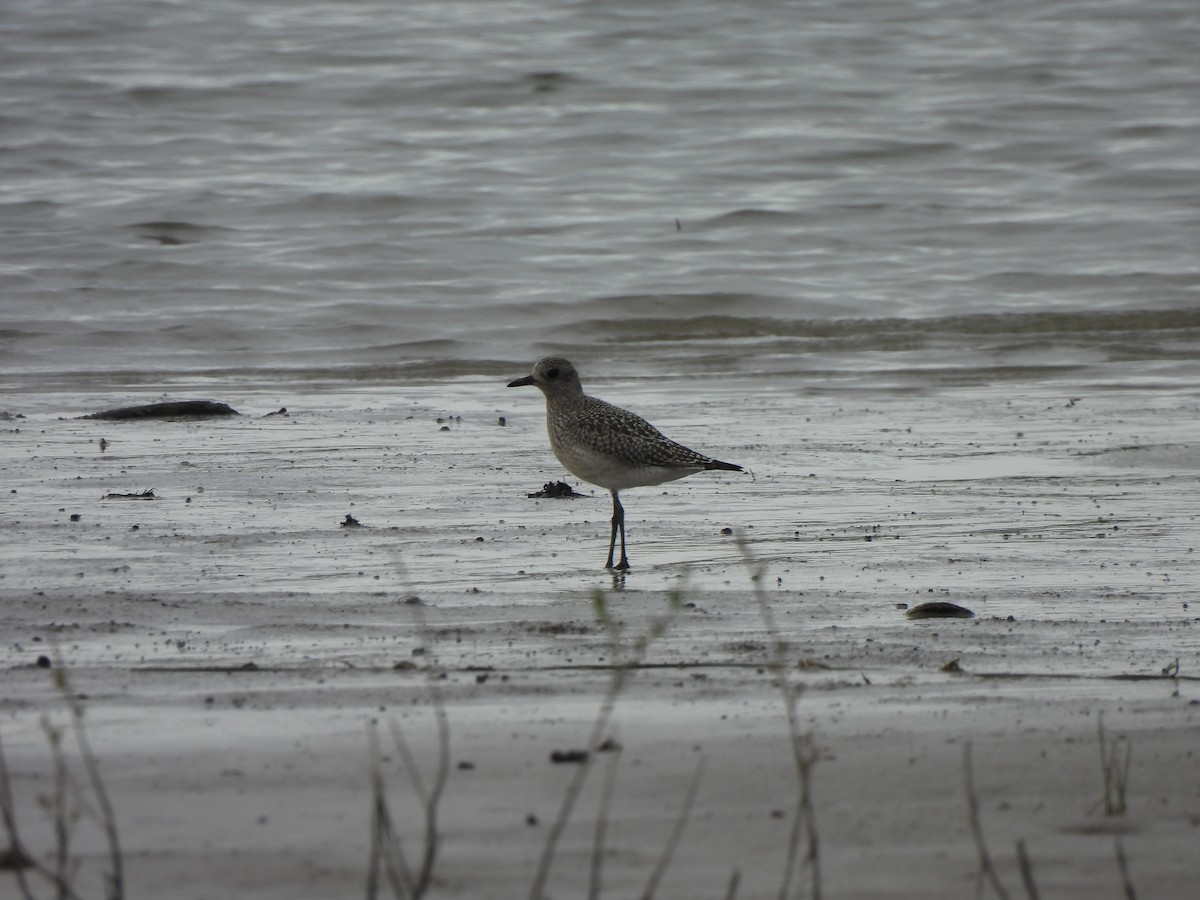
[
  {"x1": 1015, "y1": 839, "x2": 1040, "y2": 900},
  {"x1": 587, "y1": 742, "x2": 622, "y2": 900},
  {"x1": 638, "y1": 755, "x2": 707, "y2": 900},
  {"x1": 962, "y1": 742, "x2": 1011, "y2": 900},
  {"x1": 1113, "y1": 837, "x2": 1137, "y2": 900},
  {"x1": 0, "y1": 727, "x2": 40, "y2": 900},
  {"x1": 366, "y1": 724, "x2": 414, "y2": 900},
  {"x1": 528, "y1": 590, "x2": 682, "y2": 900},
  {"x1": 736, "y1": 538, "x2": 820, "y2": 900},
  {"x1": 388, "y1": 709, "x2": 450, "y2": 896},
  {"x1": 53, "y1": 665, "x2": 124, "y2": 900},
  {"x1": 45, "y1": 719, "x2": 72, "y2": 900},
  {"x1": 1097, "y1": 713, "x2": 1131, "y2": 816},
  {"x1": 366, "y1": 578, "x2": 453, "y2": 900}
]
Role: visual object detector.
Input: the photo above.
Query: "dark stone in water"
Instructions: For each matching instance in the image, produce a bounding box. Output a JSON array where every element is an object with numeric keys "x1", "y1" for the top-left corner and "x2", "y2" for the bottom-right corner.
[
  {"x1": 81, "y1": 400, "x2": 239, "y2": 420},
  {"x1": 906, "y1": 601, "x2": 975, "y2": 619}
]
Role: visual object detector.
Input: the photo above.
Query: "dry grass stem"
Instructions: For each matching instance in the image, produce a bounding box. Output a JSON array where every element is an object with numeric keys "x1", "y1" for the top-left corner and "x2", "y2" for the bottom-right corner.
[
  {"x1": 527, "y1": 590, "x2": 682, "y2": 900},
  {"x1": 1097, "y1": 713, "x2": 1132, "y2": 817},
  {"x1": 736, "y1": 537, "x2": 821, "y2": 900},
  {"x1": 587, "y1": 740, "x2": 622, "y2": 900},
  {"x1": 0, "y1": 661, "x2": 123, "y2": 900},
  {"x1": 963, "y1": 742, "x2": 1012, "y2": 900},
  {"x1": 1015, "y1": 839, "x2": 1040, "y2": 900},
  {"x1": 638, "y1": 755, "x2": 707, "y2": 900},
  {"x1": 1113, "y1": 837, "x2": 1138, "y2": 900},
  {"x1": 366, "y1": 581, "x2": 452, "y2": 900},
  {"x1": 366, "y1": 725, "x2": 415, "y2": 900}
]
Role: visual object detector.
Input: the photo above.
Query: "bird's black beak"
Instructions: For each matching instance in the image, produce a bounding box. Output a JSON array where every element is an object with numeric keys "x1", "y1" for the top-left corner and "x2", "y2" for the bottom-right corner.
[{"x1": 507, "y1": 375, "x2": 535, "y2": 388}]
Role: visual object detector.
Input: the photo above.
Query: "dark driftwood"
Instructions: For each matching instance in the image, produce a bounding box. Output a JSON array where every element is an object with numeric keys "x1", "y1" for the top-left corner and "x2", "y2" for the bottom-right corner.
[{"x1": 81, "y1": 400, "x2": 239, "y2": 420}]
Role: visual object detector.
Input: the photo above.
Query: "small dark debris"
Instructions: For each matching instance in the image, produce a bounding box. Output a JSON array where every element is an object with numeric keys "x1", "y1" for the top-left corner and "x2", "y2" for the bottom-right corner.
[
  {"x1": 795, "y1": 658, "x2": 832, "y2": 670},
  {"x1": 35, "y1": 655, "x2": 52, "y2": 669},
  {"x1": 262, "y1": 407, "x2": 288, "y2": 417},
  {"x1": 0, "y1": 844, "x2": 34, "y2": 871},
  {"x1": 105, "y1": 489, "x2": 156, "y2": 500},
  {"x1": 341, "y1": 513, "x2": 362, "y2": 528},
  {"x1": 550, "y1": 749, "x2": 589, "y2": 765},
  {"x1": 906, "y1": 601, "x2": 975, "y2": 620},
  {"x1": 525, "y1": 813, "x2": 539, "y2": 826},
  {"x1": 239, "y1": 661, "x2": 259, "y2": 671},
  {"x1": 940, "y1": 658, "x2": 963, "y2": 673},
  {"x1": 457, "y1": 760, "x2": 476, "y2": 770},
  {"x1": 69, "y1": 513, "x2": 81, "y2": 522},
  {"x1": 498, "y1": 416, "x2": 506, "y2": 426},
  {"x1": 533, "y1": 622, "x2": 594, "y2": 635},
  {"x1": 393, "y1": 660, "x2": 418, "y2": 671},
  {"x1": 721, "y1": 527, "x2": 734, "y2": 536},
  {"x1": 596, "y1": 737, "x2": 622, "y2": 752},
  {"x1": 82, "y1": 400, "x2": 239, "y2": 420},
  {"x1": 475, "y1": 673, "x2": 489, "y2": 684},
  {"x1": 403, "y1": 595, "x2": 423, "y2": 605},
  {"x1": 528, "y1": 480, "x2": 585, "y2": 499}
]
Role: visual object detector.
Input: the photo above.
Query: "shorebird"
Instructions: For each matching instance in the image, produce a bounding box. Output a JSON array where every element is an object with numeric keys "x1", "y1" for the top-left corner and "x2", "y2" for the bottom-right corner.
[{"x1": 507, "y1": 357, "x2": 743, "y2": 570}]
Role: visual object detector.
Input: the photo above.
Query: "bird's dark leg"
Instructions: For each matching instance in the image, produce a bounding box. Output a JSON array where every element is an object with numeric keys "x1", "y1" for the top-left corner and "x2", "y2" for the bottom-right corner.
[{"x1": 606, "y1": 491, "x2": 630, "y2": 571}]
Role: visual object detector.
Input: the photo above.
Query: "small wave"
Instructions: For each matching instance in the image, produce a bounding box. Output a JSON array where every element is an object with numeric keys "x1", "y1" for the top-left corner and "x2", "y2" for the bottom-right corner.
[
  {"x1": 696, "y1": 208, "x2": 807, "y2": 230},
  {"x1": 126, "y1": 221, "x2": 234, "y2": 245}
]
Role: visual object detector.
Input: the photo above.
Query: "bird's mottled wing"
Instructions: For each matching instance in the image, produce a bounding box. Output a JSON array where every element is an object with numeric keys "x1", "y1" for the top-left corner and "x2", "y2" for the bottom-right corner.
[{"x1": 566, "y1": 396, "x2": 715, "y2": 469}]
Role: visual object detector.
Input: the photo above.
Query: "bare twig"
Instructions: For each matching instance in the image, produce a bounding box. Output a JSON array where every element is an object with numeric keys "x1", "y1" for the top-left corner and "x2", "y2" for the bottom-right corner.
[
  {"x1": 366, "y1": 581, "x2": 453, "y2": 900},
  {"x1": 639, "y1": 755, "x2": 707, "y2": 900},
  {"x1": 365, "y1": 724, "x2": 414, "y2": 900},
  {"x1": 587, "y1": 740, "x2": 622, "y2": 900},
  {"x1": 963, "y1": 742, "x2": 1011, "y2": 900},
  {"x1": 1015, "y1": 839, "x2": 1040, "y2": 900},
  {"x1": 736, "y1": 537, "x2": 821, "y2": 900},
  {"x1": 0, "y1": 728, "x2": 40, "y2": 900},
  {"x1": 0, "y1": 662, "x2": 117, "y2": 900},
  {"x1": 53, "y1": 665, "x2": 124, "y2": 900},
  {"x1": 44, "y1": 718, "x2": 73, "y2": 900},
  {"x1": 1113, "y1": 837, "x2": 1138, "y2": 900},
  {"x1": 528, "y1": 590, "x2": 682, "y2": 900},
  {"x1": 1097, "y1": 713, "x2": 1132, "y2": 816}
]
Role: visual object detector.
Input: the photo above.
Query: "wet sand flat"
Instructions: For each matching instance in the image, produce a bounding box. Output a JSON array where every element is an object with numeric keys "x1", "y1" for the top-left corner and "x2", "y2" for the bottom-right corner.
[{"x1": 2, "y1": 373, "x2": 1198, "y2": 898}]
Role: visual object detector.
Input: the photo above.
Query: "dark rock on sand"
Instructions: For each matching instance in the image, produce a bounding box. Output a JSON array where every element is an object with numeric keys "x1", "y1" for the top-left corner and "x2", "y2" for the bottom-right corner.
[
  {"x1": 906, "y1": 601, "x2": 975, "y2": 619},
  {"x1": 81, "y1": 400, "x2": 240, "y2": 420}
]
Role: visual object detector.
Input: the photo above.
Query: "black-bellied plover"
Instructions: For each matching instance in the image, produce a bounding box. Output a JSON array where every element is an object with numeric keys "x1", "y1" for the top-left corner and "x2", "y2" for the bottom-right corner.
[{"x1": 507, "y1": 357, "x2": 742, "y2": 570}]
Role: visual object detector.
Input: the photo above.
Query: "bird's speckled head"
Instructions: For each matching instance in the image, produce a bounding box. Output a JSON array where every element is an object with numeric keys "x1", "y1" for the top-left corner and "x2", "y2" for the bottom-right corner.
[{"x1": 507, "y1": 357, "x2": 585, "y2": 397}]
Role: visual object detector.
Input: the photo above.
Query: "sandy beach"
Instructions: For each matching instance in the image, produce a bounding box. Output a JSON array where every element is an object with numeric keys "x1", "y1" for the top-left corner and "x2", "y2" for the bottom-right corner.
[{"x1": 2, "y1": 371, "x2": 1198, "y2": 899}]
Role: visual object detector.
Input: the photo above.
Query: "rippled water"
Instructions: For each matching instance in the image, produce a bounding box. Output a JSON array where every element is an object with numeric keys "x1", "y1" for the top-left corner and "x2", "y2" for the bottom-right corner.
[{"x1": 2, "y1": 0, "x2": 1197, "y2": 388}]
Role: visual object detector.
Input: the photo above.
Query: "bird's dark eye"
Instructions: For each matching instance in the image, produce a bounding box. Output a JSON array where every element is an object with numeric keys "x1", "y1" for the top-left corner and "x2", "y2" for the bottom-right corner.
[{"x1": 546, "y1": 368, "x2": 559, "y2": 379}]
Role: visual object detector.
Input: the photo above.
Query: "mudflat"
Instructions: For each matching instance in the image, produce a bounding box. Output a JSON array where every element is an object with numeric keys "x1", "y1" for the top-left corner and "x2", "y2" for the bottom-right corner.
[{"x1": 2, "y1": 374, "x2": 1197, "y2": 898}]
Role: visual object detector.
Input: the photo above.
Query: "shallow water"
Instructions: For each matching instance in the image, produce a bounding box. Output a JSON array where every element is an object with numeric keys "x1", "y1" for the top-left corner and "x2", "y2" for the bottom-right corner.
[{"x1": 2, "y1": 0, "x2": 1197, "y2": 384}]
